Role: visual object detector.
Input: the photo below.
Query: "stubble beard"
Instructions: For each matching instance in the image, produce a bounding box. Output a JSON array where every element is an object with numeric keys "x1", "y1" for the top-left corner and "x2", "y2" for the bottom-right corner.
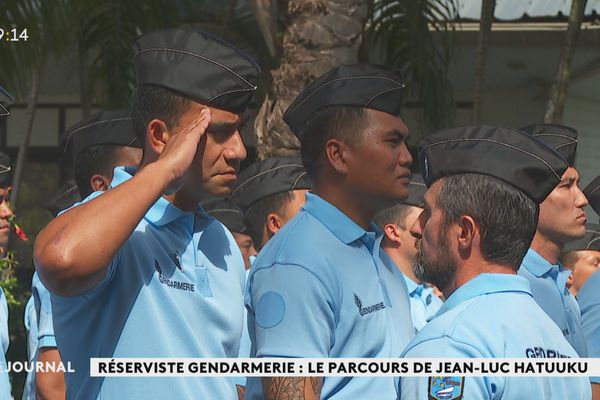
[{"x1": 414, "y1": 237, "x2": 456, "y2": 291}]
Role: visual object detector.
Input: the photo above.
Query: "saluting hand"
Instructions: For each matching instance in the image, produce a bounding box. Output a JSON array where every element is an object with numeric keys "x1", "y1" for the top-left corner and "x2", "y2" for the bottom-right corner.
[{"x1": 156, "y1": 107, "x2": 211, "y2": 189}]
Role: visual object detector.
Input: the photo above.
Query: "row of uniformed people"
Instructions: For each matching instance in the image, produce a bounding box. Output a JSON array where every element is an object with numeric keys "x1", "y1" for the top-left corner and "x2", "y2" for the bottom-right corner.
[{"x1": 0, "y1": 26, "x2": 596, "y2": 399}]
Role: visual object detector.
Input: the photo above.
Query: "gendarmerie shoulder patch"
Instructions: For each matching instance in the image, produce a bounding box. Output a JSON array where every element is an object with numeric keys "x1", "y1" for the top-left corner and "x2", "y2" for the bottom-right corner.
[{"x1": 428, "y1": 376, "x2": 464, "y2": 400}]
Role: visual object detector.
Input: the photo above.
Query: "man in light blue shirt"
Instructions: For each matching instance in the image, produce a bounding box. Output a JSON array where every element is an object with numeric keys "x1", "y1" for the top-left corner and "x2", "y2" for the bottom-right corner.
[
  {"x1": 374, "y1": 174, "x2": 442, "y2": 332},
  {"x1": 577, "y1": 268, "x2": 600, "y2": 398},
  {"x1": 246, "y1": 64, "x2": 415, "y2": 399},
  {"x1": 399, "y1": 125, "x2": 591, "y2": 399},
  {"x1": 518, "y1": 123, "x2": 588, "y2": 356},
  {"x1": 33, "y1": 29, "x2": 259, "y2": 399}
]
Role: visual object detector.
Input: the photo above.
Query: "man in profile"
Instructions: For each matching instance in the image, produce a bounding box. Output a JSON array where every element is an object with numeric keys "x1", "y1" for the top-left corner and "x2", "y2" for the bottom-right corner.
[{"x1": 399, "y1": 125, "x2": 590, "y2": 399}]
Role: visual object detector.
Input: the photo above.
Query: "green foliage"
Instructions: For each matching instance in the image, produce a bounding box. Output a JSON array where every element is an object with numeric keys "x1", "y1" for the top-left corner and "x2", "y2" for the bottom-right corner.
[
  {"x1": 0, "y1": 253, "x2": 20, "y2": 307},
  {"x1": 366, "y1": 0, "x2": 459, "y2": 130}
]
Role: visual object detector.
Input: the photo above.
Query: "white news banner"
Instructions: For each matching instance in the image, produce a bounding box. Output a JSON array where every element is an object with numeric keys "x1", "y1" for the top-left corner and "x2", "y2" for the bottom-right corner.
[{"x1": 90, "y1": 358, "x2": 595, "y2": 377}]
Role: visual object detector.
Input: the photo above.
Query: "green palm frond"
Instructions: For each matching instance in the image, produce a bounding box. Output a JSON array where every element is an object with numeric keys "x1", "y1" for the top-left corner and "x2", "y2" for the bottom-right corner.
[{"x1": 366, "y1": 0, "x2": 458, "y2": 131}]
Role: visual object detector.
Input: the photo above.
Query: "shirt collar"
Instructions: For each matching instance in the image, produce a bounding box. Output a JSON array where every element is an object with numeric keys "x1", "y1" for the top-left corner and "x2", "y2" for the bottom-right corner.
[
  {"x1": 302, "y1": 192, "x2": 381, "y2": 245},
  {"x1": 110, "y1": 166, "x2": 202, "y2": 227},
  {"x1": 436, "y1": 273, "x2": 532, "y2": 317},
  {"x1": 521, "y1": 248, "x2": 555, "y2": 277},
  {"x1": 402, "y1": 273, "x2": 420, "y2": 296}
]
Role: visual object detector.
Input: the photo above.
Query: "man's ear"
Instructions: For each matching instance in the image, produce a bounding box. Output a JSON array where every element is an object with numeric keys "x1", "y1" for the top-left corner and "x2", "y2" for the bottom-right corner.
[
  {"x1": 89, "y1": 174, "x2": 112, "y2": 193},
  {"x1": 265, "y1": 212, "x2": 284, "y2": 239},
  {"x1": 325, "y1": 138, "x2": 349, "y2": 175},
  {"x1": 457, "y1": 215, "x2": 477, "y2": 252},
  {"x1": 383, "y1": 223, "x2": 401, "y2": 245},
  {"x1": 146, "y1": 119, "x2": 171, "y2": 155}
]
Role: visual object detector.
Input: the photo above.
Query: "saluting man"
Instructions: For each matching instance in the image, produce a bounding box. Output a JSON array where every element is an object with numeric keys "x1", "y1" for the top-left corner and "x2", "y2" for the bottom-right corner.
[
  {"x1": 33, "y1": 29, "x2": 259, "y2": 399},
  {"x1": 245, "y1": 64, "x2": 415, "y2": 400},
  {"x1": 518, "y1": 123, "x2": 588, "y2": 356},
  {"x1": 398, "y1": 125, "x2": 591, "y2": 399}
]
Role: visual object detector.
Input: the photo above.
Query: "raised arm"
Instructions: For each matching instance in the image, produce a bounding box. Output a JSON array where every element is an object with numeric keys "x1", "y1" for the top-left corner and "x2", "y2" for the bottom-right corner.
[{"x1": 34, "y1": 109, "x2": 211, "y2": 296}]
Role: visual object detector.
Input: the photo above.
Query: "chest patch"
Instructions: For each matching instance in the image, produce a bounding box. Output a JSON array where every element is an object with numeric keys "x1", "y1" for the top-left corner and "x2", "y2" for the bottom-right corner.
[{"x1": 428, "y1": 376, "x2": 464, "y2": 400}]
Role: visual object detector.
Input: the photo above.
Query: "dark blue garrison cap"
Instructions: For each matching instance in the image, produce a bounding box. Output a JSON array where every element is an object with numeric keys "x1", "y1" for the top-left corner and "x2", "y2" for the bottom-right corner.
[
  {"x1": 584, "y1": 176, "x2": 600, "y2": 218},
  {"x1": 520, "y1": 123, "x2": 578, "y2": 166},
  {"x1": 284, "y1": 64, "x2": 405, "y2": 140},
  {"x1": 230, "y1": 156, "x2": 311, "y2": 212},
  {"x1": 133, "y1": 28, "x2": 261, "y2": 113},
  {"x1": 418, "y1": 125, "x2": 569, "y2": 203},
  {"x1": 61, "y1": 110, "x2": 141, "y2": 164},
  {"x1": 203, "y1": 199, "x2": 247, "y2": 234}
]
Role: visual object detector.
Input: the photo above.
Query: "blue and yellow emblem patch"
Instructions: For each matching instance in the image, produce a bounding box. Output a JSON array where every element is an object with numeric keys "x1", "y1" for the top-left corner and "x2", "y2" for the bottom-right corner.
[{"x1": 428, "y1": 376, "x2": 464, "y2": 400}]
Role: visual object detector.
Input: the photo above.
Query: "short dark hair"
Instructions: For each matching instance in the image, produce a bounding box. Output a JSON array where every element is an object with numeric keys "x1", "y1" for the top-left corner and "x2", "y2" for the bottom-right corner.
[
  {"x1": 130, "y1": 85, "x2": 193, "y2": 143},
  {"x1": 437, "y1": 174, "x2": 538, "y2": 270},
  {"x1": 373, "y1": 204, "x2": 415, "y2": 230},
  {"x1": 300, "y1": 105, "x2": 368, "y2": 178},
  {"x1": 74, "y1": 145, "x2": 124, "y2": 197},
  {"x1": 244, "y1": 191, "x2": 294, "y2": 248}
]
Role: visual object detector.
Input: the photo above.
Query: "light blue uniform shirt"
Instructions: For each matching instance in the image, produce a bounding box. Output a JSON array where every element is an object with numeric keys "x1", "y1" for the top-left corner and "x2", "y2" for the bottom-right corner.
[
  {"x1": 245, "y1": 192, "x2": 414, "y2": 400},
  {"x1": 23, "y1": 272, "x2": 57, "y2": 400},
  {"x1": 577, "y1": 268, "x2": 600, "y2": 383},
  {"x1": 519, "y1": 248, "x2": 587, "y2": 356},
  {"x1": 403, "y1": 274, "x2": 443, "y2": 333},
  {"x1": 43, "y1": 167, "x2": 246, "y2": 400},
  {"x1": 23, "y1": 296, "x2": 36, "y2": 400},
  {"x1": 0, "y1": 288, "x2": 11, "y2": 400},
  {"x1": 399, "y1": 274, "x2": 591, "y2": 400}
]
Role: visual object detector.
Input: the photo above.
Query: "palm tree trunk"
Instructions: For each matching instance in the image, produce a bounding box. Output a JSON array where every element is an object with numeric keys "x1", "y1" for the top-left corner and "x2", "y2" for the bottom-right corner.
[
  {"x1": 471, "y1": 0, "x2": 495, "y2": 124},
  {"x1": 544, "y1": 0, "x2": 588, "y2": 123},
  {"x1": 254, "y1": 0, "x2": 369, "y2": 159},
  {"x1": 9, "y1": 68, "x2": 41, "y2": 209}
]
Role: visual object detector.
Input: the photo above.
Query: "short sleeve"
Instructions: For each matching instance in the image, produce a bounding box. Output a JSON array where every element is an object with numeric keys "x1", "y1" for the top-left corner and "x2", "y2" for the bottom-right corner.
[
  {"x1": 248, "y1": 264, "x2": 335, "y2": 358},
  {"x1": 0, "y1": 289, "x2": 8, "y2": 355},
  {"x1": 32, "y1": 276, "x2": 57, "y2": 348},
  {"x1": 399, "y1": 338, "x2": 497, "y2": 400},
  {"x1": 44, "y1": 190, "x2": 121, "y2": 300}
]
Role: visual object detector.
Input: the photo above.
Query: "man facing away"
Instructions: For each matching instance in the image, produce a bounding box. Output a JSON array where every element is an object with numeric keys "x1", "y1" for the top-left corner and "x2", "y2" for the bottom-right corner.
[{"x1": 33, "y1": 28, "x2": 259, "y2": 399}]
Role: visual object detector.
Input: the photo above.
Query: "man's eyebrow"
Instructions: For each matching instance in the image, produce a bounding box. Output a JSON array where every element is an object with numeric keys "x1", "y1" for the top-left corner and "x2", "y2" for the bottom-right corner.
[
  {"x1": 207, "y1": 120, "x2": 240, "y2": 131},
  {"x1": 383, "y1": 129, "x2": 407, "y2": 139}
]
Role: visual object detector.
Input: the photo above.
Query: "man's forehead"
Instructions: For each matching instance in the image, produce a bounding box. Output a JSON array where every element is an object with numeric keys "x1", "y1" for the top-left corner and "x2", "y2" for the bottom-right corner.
[{"x1": 367, "y1": 109, "x2": 409, "y2": 136}]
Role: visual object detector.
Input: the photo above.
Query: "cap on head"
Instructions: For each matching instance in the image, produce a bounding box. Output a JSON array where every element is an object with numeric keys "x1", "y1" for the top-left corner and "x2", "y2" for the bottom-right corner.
[
  {"x1": 61, "y1": 110, "x2": 142, "y2": 164},
  {"x1": 45, "y1": 180, "x2": 81, "y2": 217},
  {"x1": 133, "y1": 28, "x2": 261, "y2": 114},
  {"x1": 563, "y1": 224, "x2": 600, "y2": 252},
  {"x1": 283, "y1": 64, "x2": 405, "y2": 140},
  {"x1": 0, "y1": 86, "x2": 14, "y2": 117},
  {"x1": 520, "y1": 123, "x2": 578, "y2": 166},
  {"x1": 202, "y1": 199, "x2": 247, "y2": 234},
  {"x1": 404, "y1": 174, "x2": 427, "y2": 208},
  {"x1": 0, "y1": 152, "x2": 10, "y2": 188},
  {"x1": 418, "y1": 125, "x2": 569, "y2": 203},
  {"x1": 230, "y1": 156, "x2": 311, "y2": 211},
  {"x1": 584, "y1": 176, "x2": 600, "y2": 217}
]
